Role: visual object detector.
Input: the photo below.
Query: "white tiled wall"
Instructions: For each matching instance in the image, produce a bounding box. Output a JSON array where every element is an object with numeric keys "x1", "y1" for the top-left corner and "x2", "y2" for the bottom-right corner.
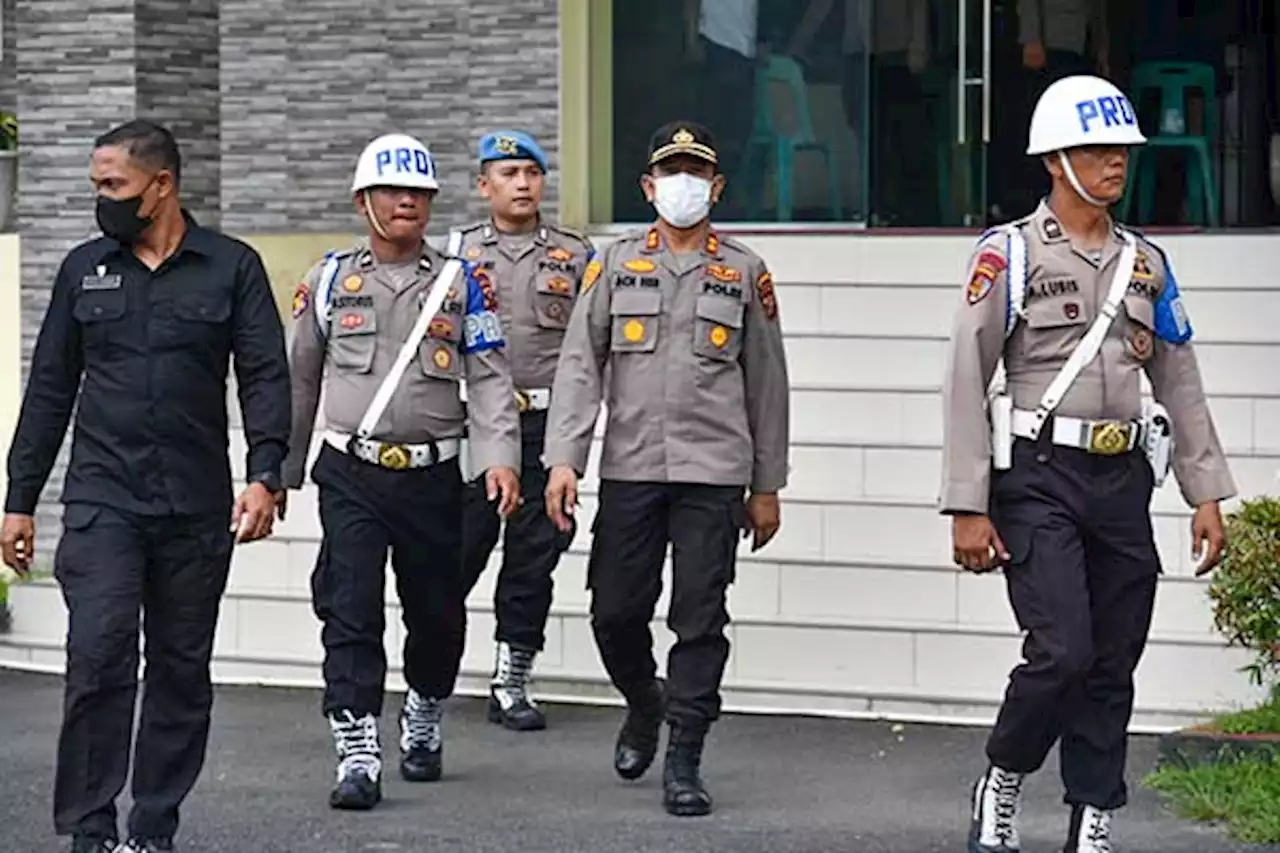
[{"x1": 5, "y1": 233, "x2": 1278, "y2": 730}]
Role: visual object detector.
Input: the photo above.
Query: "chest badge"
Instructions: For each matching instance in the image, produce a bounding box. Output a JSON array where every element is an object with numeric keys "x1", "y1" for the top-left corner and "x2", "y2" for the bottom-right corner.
[
  {"x1": 624, "y1": 258, "x2": 656, "y2": 274},
  {"x1": 1063, "y1": 302, "x2": 1080, "y2": 321},
  {"x1": 623, "y1": 319, "x2": 646, "y2": 342},
  {"x1": 432, "y1": 346, "x2": 453, "y2": 370},
  {"x1": 465, "y1": 246, "x2": 482, "y2": 260},
  {"x1": 545, "y1": 276, "x2": 572, "y2": 295},
  {"x1": 706, "y1": 263, "x2": 741, "y2": 283},
  {"x1": 547, "y1": 246, "x2": 572, "y2": 262},
  {"x1": 342, "y1": 275, "x2": 364, "y2": 293},
  {"x1": 1132, "y1": 251, "x2": 1155, "y2": 281},
  {"x1": 1131, "y1": 327, "x2": 1154, "y2": 360},
  {"x1": 709, "y1": 326, "x2": 729, "y2": 348},
  {"x1": 339, "y1": 312, "x2": 366, "y2": 330}
]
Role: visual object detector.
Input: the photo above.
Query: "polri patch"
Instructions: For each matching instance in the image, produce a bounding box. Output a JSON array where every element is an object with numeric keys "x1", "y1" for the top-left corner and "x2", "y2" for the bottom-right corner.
[
  {"x1": 292, "y1": 282, "x2": 310, "y2": 318},
  {"x1": 965, "y1": 249, "x2": 1007, "y2": 305},
  {"x1": 755, "y1": 271, "x2": 778, "y2": 321},
  {"x1": 581, "y1": 259, "x2": 602, "y2": 293}
]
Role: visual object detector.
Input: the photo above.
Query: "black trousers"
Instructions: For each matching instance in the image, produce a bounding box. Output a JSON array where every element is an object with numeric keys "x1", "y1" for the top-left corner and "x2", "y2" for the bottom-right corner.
[
  {"x1": 53, "y1": 503, "x2": 233, "y2": 842},
  {"x1": 310, "y1": 443, "x2": 466, "y2": 717},
  {"x1": 986, "y1": 438, "x2": 1160, "y2": 811},
  {"x1": 461, "y1": 410, "x2": 574, "y2": 652},
  {"x1": 588, "y1": 480, "x2": 745, "y2": 732}
]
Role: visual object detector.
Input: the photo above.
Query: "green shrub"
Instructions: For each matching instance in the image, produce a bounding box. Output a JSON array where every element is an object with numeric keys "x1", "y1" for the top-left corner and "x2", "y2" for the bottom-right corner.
[
  {"x1": 1208, "y1": 496, "x2": 1280, "y2": 688},
  {"x1": 0, "y1": 110, "x2": 15, "y2": 151}
]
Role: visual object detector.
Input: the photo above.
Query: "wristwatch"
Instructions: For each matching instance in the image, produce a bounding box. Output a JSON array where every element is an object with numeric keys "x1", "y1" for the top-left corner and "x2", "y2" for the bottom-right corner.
[{"x1": 249, "y1": 472, "x2": 284, "y2": 495}]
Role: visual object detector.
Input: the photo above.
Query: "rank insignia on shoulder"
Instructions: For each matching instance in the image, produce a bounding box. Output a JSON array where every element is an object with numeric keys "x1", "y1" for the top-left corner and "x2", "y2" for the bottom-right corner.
[
  {"x1": 1132, "y1": 251, "x2": 1155, "y2": 281},
  {"x1": 965, "y1": 249, "x2": 1006, "y2": 305},
  {"x1": 704, "y1": 233, "x2": 720, "y2": 255},
  {"x1": 706, "y1": 263, "x2": 742, "y2": 283},
  {"x1": 582, "y1": 258, "x2": 603, "y2": 293},
  {"x1": 547, "y1": 246, "x2": 573, "y2": 262},
  {"x1": 755, "y1": 271, "x2": 778, "y2": 321},
  {"x1": 624, "y1": 258, "x2": 656, "y2": 273},
  {"x1": 645, "y1": 229, "x2": 660, "y2": 251},
  {"x1": 292, "y1": 282, "x2": 311, "y2": 318}
]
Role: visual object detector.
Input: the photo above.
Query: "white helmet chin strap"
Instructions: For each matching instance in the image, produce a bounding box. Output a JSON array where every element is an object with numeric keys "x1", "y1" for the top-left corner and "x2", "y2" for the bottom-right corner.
[
  {"x1": 363, "y1": 189, "x2": 391, "y2": 239},
  {"x1": 1058, "y1": 151, "x2": 1109, "y2": 208}
]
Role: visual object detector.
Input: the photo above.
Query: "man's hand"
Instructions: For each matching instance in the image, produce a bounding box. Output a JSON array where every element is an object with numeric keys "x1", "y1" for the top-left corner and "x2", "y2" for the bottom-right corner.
[
  {"x1": 230, "y1": 483, "x2": 276, "y2": 544},
  {"x1": 545, "y1": 465, "x2": 579, "y2": 533},
  {"x1": 952, "y1": 514, "x2": 1010, "y2": 573},
  {"x1": 1191, "y1": 501, "x2": 1226, "y2": 576},
  {"x1": 745, "y1": 492, "x2": 781, "y2": 552},
  {"x1": 1, "y1": 513, "x2": 35, "y2": 576},
  {"x1": 485, "y1": 467, "x2": 521, "y2": 518}
]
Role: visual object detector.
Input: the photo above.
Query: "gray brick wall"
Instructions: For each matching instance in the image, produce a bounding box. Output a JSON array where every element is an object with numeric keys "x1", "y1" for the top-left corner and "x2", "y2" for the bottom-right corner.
[
  {"x1": 218, "y1": 0, "x2": 561, "y2": 234},
  {"x1": 136, "y1": 0, "x2": 220, "y2": 226},
  {"x1": 0, "y1": 0, "x2": 16, "y2": 113}
]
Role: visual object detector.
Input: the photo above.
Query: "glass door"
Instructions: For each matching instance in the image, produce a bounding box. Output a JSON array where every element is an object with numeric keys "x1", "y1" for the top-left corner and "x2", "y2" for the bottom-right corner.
[{"x1": 864, "y1": 0, "x2": 992, "y2": 228}]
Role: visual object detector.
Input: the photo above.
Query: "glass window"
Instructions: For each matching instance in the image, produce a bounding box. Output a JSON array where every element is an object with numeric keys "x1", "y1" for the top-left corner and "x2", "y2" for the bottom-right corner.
[{"x1": 601, "y1": 0, "x2": 1280, "y2": 229}]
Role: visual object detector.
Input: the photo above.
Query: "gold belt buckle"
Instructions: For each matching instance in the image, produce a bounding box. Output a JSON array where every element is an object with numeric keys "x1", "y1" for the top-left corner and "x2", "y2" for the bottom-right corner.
[
  {"x1": 1087, "y1": 421, "x2": 1132, "y2": 456},
  {"x1": 376, "y1": 442, "x2": 411, "y2": 470},
  {"x1": 514, "y1": 390, "x2": 531, "y2": 413}
]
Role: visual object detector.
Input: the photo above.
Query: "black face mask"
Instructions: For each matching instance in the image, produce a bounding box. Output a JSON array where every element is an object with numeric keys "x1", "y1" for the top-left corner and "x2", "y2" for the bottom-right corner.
[{"x1": 95, "y1": 186, "x2": 154, "y2": 244}]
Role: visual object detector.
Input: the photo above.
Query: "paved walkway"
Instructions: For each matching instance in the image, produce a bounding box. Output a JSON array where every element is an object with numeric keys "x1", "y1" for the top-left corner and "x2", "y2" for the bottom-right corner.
[{"x1": 0, "y1": 670, "x2": 1267, "y2": 852}]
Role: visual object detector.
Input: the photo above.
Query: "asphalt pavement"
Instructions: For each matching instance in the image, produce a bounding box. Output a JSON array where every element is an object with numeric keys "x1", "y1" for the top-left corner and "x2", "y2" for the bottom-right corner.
[{"x1": 0, "y1": 669, "x2": 1269, "y2": 852}]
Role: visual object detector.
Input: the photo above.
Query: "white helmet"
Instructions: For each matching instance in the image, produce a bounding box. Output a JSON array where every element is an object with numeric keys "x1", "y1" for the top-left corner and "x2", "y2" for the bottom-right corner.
[
  {"x1": 351, "y1": 133, "x2": 439, "y2": 194},
  {"x1": 1026, "y1": 75, "x2": 1146, "y2": 156}
]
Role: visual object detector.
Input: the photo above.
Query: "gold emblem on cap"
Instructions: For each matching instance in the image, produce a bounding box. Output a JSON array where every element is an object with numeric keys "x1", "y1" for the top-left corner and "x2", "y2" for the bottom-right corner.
[
  {"x1": 623, "y1": 319, "x2": 645, "y2": 343},
  {"x1": 673, "y1": 128, "x2": 695, "y2": 145}
]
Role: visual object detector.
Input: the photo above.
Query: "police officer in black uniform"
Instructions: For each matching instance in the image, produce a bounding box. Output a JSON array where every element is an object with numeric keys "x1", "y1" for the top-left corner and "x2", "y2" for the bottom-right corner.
[{"x1": 1, "y1": 119, "x2": 291, "y2": 853}]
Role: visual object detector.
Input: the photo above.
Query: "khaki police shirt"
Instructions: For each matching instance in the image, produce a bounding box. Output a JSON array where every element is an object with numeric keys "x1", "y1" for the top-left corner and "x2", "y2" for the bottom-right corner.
[
  {"x1": 940, "y1": 201, "x2": 1236, "y2": 514},
  {"x1": 544, "y1": 226, "x2": 791, "y2": 493},
  {"x1": 452, "y1": 221, "x2": 595, "y2": 391},
  {"x1": 282, "y1": 239, "x2": 521, "y2": 488}
]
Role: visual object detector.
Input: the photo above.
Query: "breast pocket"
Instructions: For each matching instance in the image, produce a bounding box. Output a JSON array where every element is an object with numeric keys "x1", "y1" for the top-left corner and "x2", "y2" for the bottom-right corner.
[
  {"x1": 1021, "y1": 298, "x2": 1088, "y2": 364},
  {"x1": 329, "y1": 309, "x2": 378, "y2": 373},
  {"x1": 173, "y1": 293, "x2": 232, "y2": 325},
  {"x1": 610, "y1": 288, "x2": 662, "y2": 354},
  {"x1": 72, "y1": 288, "x2": 128, "y2": 345},
  {"x1": 534, "y1": 272, "x2": 576, "y2": 330},
  {"x1": 692, "y1": 295, "x2": 745, "y2": 362},
  {"x1": 1122, "y1": 295, "x2": 1156, "y2": 363},
  {"x1": 420, "y1": 312, "x2": 463, "y2": 380}
]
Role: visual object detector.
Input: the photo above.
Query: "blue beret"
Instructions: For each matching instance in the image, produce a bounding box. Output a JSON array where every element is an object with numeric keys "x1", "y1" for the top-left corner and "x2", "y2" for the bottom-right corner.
[{"x1": 478, "y1": 131, "x2": 548, "y2": 173}]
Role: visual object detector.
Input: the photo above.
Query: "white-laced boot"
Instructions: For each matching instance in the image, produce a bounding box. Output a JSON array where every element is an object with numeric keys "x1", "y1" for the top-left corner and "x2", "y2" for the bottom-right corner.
[
  {"x1": 968, "y1": 765, "x2": 1025, "y2": 853},
  {"x1": 327, "y1": 710, "x2": 381, "y2": 810},
  {"x1": 486, "y1": 640, "x2": 547, "y2": 731},
  {"x1": 398, "y1": 688, "x2": 443, "y2": 782},
  {"x1": 1065, "y1": 805, "x2": 1114, "y2": 853}
]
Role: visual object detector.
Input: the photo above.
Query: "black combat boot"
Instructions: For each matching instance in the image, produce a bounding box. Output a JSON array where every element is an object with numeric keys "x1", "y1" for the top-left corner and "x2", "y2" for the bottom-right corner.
[
  {"x1": 487, "y1": 641, "x2": 547, "y2": 731},
  {"x1": 613, "y1": 678, "x2": 665, "y2": 780},
  {"x1": 69, "y1": 835, "x2": 117, "y2": 853},
  {"x1": 327, "y1": 710, "x2": 382, "y2": 810},
  {"x1": 662, "y1": 725, "x2": 712, "y2": 817},
  {"x1": 1063, "y1": 804, "x2": 1115, "y2": 853},
  {"x1": 117, "y1": 838, "x2": 174, "y2": 853},
  {"x1": 398, "y1": 689, "x2": 443, "y2": 782}
]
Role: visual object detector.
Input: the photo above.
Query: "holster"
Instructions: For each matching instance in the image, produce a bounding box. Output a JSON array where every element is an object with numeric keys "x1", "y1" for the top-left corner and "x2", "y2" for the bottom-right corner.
[
  {"x1": 990, "y1": 393, "x2": 1014, "y2": 471},
  {"x1": 1141, "y1": 400, "x2": 1174, "y2": 487}
]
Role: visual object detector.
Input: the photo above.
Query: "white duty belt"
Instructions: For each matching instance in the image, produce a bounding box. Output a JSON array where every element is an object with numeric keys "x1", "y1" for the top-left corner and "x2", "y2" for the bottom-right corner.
[
  {"x1": 1010, "y1": 410, "x2": 1141, "y2": 456},
  {"x1": 325, "y1": 430, "x2": 461, "y2": 471},
  {"x1": 515, "y1": 388, "x2": 551, "y2": 413}
]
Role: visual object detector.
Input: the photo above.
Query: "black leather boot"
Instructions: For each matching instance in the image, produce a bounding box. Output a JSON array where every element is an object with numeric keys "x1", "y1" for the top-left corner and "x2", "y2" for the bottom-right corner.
[
  {"x1": 486, "y1": 641, "x2": 547, "y2": 731},
  {"x1": 662, "y1": 726, "x2": 712, "y2": 817},
  {"x1": 613, "y1": 679, "x2": 665, "y2": 781}
]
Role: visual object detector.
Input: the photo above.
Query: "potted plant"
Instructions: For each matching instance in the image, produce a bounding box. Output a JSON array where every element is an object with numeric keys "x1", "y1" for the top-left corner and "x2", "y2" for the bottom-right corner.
[
  {"x1": 0, "y1": 109, "x2": 17, "y2": 232},
  {"x1": 1144, "y1": 496, "x2": 1280, "y2": 843}
]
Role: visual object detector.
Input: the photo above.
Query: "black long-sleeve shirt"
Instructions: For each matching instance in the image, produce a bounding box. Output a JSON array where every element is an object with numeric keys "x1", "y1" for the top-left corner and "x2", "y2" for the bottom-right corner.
[{"x1": 4, "y1": 212, "x2": 291, "y2": 517}]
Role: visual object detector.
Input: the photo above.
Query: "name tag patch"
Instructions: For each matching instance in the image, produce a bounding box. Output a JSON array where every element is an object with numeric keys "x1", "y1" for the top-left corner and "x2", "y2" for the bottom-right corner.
[{"x1": 82, "y1": 274, "x2": 122, "y2": 291}]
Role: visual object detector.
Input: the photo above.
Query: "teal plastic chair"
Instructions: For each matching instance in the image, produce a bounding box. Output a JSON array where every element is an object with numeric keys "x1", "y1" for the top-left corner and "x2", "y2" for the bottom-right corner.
[
  {"x1": 1119, "y1": 62, "x2": 1219, "y2": 226},
  {"x1": 741, "y1": 55, "x2": 843, "y2": 221}
]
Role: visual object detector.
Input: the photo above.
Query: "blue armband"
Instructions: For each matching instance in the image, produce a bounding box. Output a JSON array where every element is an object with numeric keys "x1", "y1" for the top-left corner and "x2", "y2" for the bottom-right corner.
[
  {"x1": 1151, "y1": 248, "x2": 1193, "y2": 344},
  {"x1": 461, "y1": 261, "x2": 505, "y2": 354}
]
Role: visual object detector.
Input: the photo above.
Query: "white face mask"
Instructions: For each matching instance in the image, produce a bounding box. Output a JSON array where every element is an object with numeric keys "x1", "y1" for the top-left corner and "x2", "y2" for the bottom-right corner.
[{"x1": 651, "y1": 173, "x2": 713, "y2": 229}]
